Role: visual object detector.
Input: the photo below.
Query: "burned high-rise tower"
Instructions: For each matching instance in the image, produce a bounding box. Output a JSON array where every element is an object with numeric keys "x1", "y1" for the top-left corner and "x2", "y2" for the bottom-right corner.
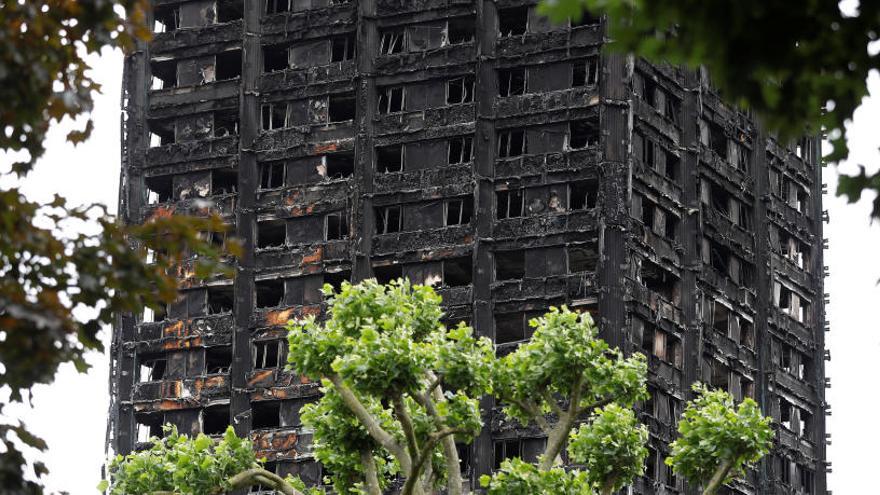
[{"x1": 108, "y1": 1, "x2": 828, "y2": 493}]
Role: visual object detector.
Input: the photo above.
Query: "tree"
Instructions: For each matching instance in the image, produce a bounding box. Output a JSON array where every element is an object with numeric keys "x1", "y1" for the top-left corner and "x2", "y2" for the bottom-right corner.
[
  {"x1": 539, "y1": 0, "x2": 880, "y2": 219},
  {"x1": 103, "y1": 280, "x2": 773, "y2": 495},
  {"x1": 0, "y1": 2, "x2": 237, "y2": 492}
]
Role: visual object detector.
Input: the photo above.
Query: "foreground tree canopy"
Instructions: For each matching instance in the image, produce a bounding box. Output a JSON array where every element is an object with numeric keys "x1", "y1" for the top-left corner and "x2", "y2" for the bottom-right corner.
[
  {"x1": 0, "y1": 1, "x2": 236, "y2": 492},
  {"x1": 541, "y1": 0, "x2": 880, "y2": 218},
  {"x1": 105, "y1": 280, "x2": 773, "y2": 495}
]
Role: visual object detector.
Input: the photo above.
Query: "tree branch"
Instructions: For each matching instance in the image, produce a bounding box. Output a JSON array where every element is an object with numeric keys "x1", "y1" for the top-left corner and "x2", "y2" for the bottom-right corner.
[
  {"x1": 539, "y1": 373, "x2": 584, "y2": 470},
  {"x1": 328, "y1": 374, "x2": 412, "y2": 471},
  {"x1": 401, "y1": 428, "x2": 469, "y2": 495},
  {"x1": 702, "y1": 457, "x2": 736, "y2": 495},
  {"x1": 225, "y1": 468, "x2": 304, "y2": 495},
  {"x1": 506, "y1": 397, "x2": 552, "y2": 434},
  {"x1": 540, "y1": 389, "x2": 565, "y2": 417},
  {"x1": 360, "y1": 448, "x2": 382, "y2": 495},
  {"x1": 576, "y1": 396, "x2": 614, "y2": 416},
  {"x1": 599, "y1": 475, "x2": 619, "y2": 495},
  {"x1": 392, "y1": 394, "x2": 421, "y2": 462},
  {"x1": 416, "y1": 372, "x2": 464, "y2": 495}
]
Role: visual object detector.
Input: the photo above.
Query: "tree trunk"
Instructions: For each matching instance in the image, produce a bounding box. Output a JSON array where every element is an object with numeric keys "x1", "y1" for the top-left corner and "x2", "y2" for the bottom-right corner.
[{"x1": 702, "y1": 458, "x2": 735, "y2": 495}]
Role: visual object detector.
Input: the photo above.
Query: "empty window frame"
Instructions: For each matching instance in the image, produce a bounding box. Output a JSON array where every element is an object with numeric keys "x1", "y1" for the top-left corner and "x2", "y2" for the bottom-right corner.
[
  {"x1": 325, "y1": 212, "x2": 349, "y2": 240},
  {"x1": 445, "y1": 18, "x2": 474, "y2": 45},
  {"x1": 257, "y1": 220, "x2": 287, "y2": 248},
  {"x1": 376, "y1": 145, "x2": 404, "y2": 173},
  {"x1": 202, "y1": 405, "x2": 230, "y2": 435},
  {"x1": 379, "y1": 28, "x2": 405, "y2": 55},
  {"x1": 494, "y1": 250, "x2": 525, "y2": 281},
  {"x1": 701, "y1": 119, "x2": 728, "y2": 158},
  {"x1": 328, "y1": 93, "x2": 356, "y2": 122},
  {"x1": 567, "y1": 243, "x2": 598, "y2": 273},
  {"x1": 642, "y1": 327, "x2": 683, "y2": 367},
  {"x1": 568, "y1": 118, "x2": 599, "y2": 149},
  {"x1": 639, "y1": 259, "x2": 678, "y2": 303},
  {"x1": 217, "y1": 0, "x2": 244, "y2": 22},
  {"x1": 256, "y1": 279, "x2": 285, "y2": 308},
  {"x1": 266, "y1": 0, "x2": 291, "y2": 14},
  {"x1": 496, "y1": 189, "x2": 524, "y2": 219},
  {"x1": 251, "y1": 401, "x2": 281, "y2": 429},
  {"x1": 259, "y1": 161, "x2": 285, "y2": 190},
  {"x1": 324, "y1": 270, "x2": 351, "y2": 293},
  {"x1": 443, "y1": 257, "x2": 472, "y2": 287},
  {"x1": 494, "y1": 313, "x2": 527, "y2": 345},
  {"x1": 447, "y1": 76, "x2": 475, "y2": 104},
  {"x1": 135, "y1": 413, "x2": 164, "y2": 443},
  {"x1": 375, "y1": 205, "x2": 403, "y2": 234},
  {"x1": 153, "y1": 6, "x2": 179, "y2": 33},
  {"x1": 498, "y1": 67, "x2": 526, "y2": 97},
  {"x1": 215, "y1": 50, "x2": 242, "y2": 80},
  {"x1": 253, "y1": 340, "x2": 284, "y2": 369},
  {"x1": 448, "y1": 136, "x2": 473, "y2": 165},
  {"x1": 138, "y1": 356, "x2": 167, "y2": 382},
  {"x1": 373, "y1": 264, "x2": 403, "y2": 285},
  {"x1": 145, "y1": 175, "x2": 173, "y2": 204},
  {"x1": 324, "y1": 152, "x2": 355, "y2": 179},
  {"x1": 261, "y1": 103, "x2": 287, "y2": 130},
  {"x1": 709, "y1": 360, "x2": 730, "y2": 391},
  {"x1": 214, "y1": 110, "x2": 239, "y2": 137},
  {"x1": 205, "y1": 346, "x2": 232, "y2": 374},
  {"x1": 263, "y1": 44, "x2": 289, "y2": 72},
  {"x1": 207, "y1": 286, "x2": 235, "y2": 314},
  {"x1": 148, "y1": 119, "x2": 175, "y2": 147},
  {"x1": 331, "y1": 34, "x2": 356, "y2": 62},
  {"x1": 571, "y1": 56, "x2": 599, "y2": 87},
  {"x1": 798, "y1": 465, "x2": 815, "y2": 494},
  {"x1": 150, "y1": 58, "x2": 177, "y2": 89},
  {"x1": 378, "y1": 86, "x2": 405, "y2": 114},
  {"x1": 498, "y1": 6, "x2": 529, "y2": 37},
  {"x1": 568, "y1": 180, "x2": 598, "y2": 210},
  {"x1": 445, "y1": 197, "x2": 474, "y2": 226},
  {"x1": 497, "y1": 130, "x2": 526, "y2": 158}
]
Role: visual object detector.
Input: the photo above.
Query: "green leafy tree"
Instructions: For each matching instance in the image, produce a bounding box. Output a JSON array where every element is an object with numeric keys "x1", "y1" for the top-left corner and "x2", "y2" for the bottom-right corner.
[
  {"x1": 103, "y1": 281, "x2": 773, "y2": 495},
  {"x1": 666, "y1": 385, "x2": 774, "y2": 495},
  {"x1": 539, "y1": 0, "x2": 880, "y2": 218},
  {"x1": 0, "y1": 2, "x2": 239, "y2": 492}
]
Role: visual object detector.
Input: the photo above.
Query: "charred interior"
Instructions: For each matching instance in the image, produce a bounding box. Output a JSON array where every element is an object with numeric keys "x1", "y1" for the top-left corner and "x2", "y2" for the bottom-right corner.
[{"x1": 109, "y1": 1, "x2": 828, "y2": 493}]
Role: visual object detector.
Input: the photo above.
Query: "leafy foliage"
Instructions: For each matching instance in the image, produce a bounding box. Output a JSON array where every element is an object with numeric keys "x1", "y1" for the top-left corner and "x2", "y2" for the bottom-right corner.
[
  {"x1": 102, "y1": 426, "x2": 259, "y2": 495},
  {"x1": 480, "y1": 459, "x2": 592, "y2": 495},
  {"x1": 0, "y1": 3, "x2": 240, "y2": 491},
  {"x1": 666, "y1": 384, "x2": 774, "y2": 494},
  {"x1": 539, "y1": 0, "x2": 880, "y2": 218}
]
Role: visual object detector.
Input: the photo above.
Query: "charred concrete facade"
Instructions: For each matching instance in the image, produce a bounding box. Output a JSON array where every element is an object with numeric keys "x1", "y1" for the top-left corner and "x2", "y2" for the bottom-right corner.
[{"x1": 108, "y1": 1, "x2": 828, "y2": 493}]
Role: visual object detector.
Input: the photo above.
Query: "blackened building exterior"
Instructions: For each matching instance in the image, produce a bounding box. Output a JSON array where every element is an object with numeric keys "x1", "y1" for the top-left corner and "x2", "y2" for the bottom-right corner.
[{"x1": 108, "y1": 1, "x2": 828, "y2": 493}]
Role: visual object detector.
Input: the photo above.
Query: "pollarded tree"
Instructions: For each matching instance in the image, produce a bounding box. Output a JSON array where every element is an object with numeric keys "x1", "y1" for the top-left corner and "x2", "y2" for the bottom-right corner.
[{"x1": 102, "y1": 280, "x2": 773, "y2": 495}]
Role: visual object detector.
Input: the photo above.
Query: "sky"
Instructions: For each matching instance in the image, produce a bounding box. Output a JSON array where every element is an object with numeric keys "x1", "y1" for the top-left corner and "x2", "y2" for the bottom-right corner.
[{"x1": 2, "y1": 44, "x2": 880, "y2": 495}]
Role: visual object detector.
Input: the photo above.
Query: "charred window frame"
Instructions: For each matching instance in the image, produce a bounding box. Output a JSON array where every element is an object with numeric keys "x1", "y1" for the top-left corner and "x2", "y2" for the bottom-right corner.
[
  {"x1": 376, "y1": 144, "x2": 404, "y2": 173},
  {"x1": 379, "y1": 28, "x2": 406, "y2": 55},
  {"x1": 251, "y1": 401, "x2": 281, "y2": 429},
  {"x1": 257, "y1": 219, "x2": 287, "y2": 249},
  {"x1": 211, "y1": 168, "x2": 237, "y2": 196},
  {"x1": 571, "y1": 56, "x2": 599, "y2": 87},
  {"x1": 498, "y1": 6, "x2": 529, "y2": 37},
  {"x1": 328, "y1": 92, "x2": 356, "y2": 122},
  {"x1": 568, "y1": 118, "x2": 599, "y2": 149},
  {"x1": 259, "y1": 161, "x2": 285, "y2": 190},
  {"x1": 266, "y1": 0, "x2": 291, "y2": 15},
  {"x1": 492, "y1": 437, "x2": 546, "y2": 469},
  {"x1": 375, "y1": 205, "x2": 403, "y2": 234},
  {"x1": 205, "y1": 346, "x2": 232, "y2": 374},
  {"x1": 324, "y1": 152, "x2": 355, "y2": 179},
  {"x1": 568, "y1": 180, "x2": 597, "y2": 210},
  {"x1": 447, "y1": 76, "x2": 475, "y2": 104},
  {"x1": 148, "y1": 118, "x2": 175, "y2": 147},
  {"x1": 331, "y1": 34, "x2": 356, "y2": 62},
  {"x1": 638, "y1": 258, "x2": 679, "y2": 304},
  {"x1": 256, "y1": 279, "x2": 285, "y2": 309},
  {"x1": 325, "y1": 212, "x2": 349, "y2": 240},
  {"x1": 135, "y1": 413, "x2": 164, "y2": 443},
  {"x1": 138, "y1": 355, "x2": 167, "y2": 383},
  {"x1": 448, "y1": 136, "x2": 473, "y2": 165},
  {"x1": 217, "y1": 0, "x2": 243, "y2": 23},
  {"x1": 494, "y1": 250, "x2": 525, "y2": 281},
  {"x1": 701, "y1": 118, "x2": 728, "y2": 159},
  {"x1": 202, "y1": 405, "x2": 230, "y2": 436},
  {"x1": 214, "y1": 109, "x2": 239, "y2": 137},
  {"x1": 445, "y1": 18, "x2": 474, "y2": 45},
  {"x1": 567, "y1": 242, "x2": 598, "y2": 273},
  {"x1": 261, "y1": 102, "x2": 287, "y2": 130},
  {"x1": 378, "y1": 85, "x2": 405, "y2": 114},
  {"x1": 145, "y1": 175, "x2": 173, "y2": 204},
  {"x1": 496, "y1": 189, "x2": 524, "y2": 219},
  {"x1": 798, "y1": 465, "x2": 815, "y2": 493},
  {"x1": 215, "y1": 50, "x2": 242, "y2": 81},
  {"x1": 207, "y1": 286, "x2": 235, "y2": 314},
  {"x1": 498, "y1": 67, "x2": 526, "y2": 97},
  {"x1": 641, "y1": 325, "x2": 683, "y2": 368},
  {"x1": 150, "y1": 58, "x2": 177, "y2": 90},
  {"x1": 442, "y1": 257, "x2": 472, "y2": 287},
  {"x1": 263, "y1": 44, "x2": 289, "y2": 72},
  {"x1": 253, "y1": 340, "x2": 284, "y2": 369},
  {"x1": 497, "y1": 129, "x2": 526, "y2": 158},
  {"x1": 154, "y1": 6, "x2": 179, "y2": 33},
  {"x1": 444, "y1": 197, "x2": 474, "y2": 226},
  {"x1": 570, "y1": 9, "x2": 601, "y2": 27},
  {"x1": 373, "y1": 264, "x2": 403, "y2": 285}
]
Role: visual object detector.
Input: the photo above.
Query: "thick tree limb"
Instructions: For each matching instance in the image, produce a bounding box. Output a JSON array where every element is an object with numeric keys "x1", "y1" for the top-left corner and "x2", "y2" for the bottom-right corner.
[
  {"x1": 539, "y1": 373, "x2": 584, "y2": 470},
  {"x1": 225, "y1": 468, "x2": 304, "y2": 495},
  {"x1": 539, "y1": 389, "x2": 565, "y2": 417},
  {"x1": 328, "y1": 374, "x2": 412, "y2": 471},
  {"x1": 401, "y1": 428, "x2": 468, "y2": 495},
  {"x1": 506, "y1": 397, "x2": 552, "y2": 434},
  {"x1": 393, "y1": 394, "x2": 421, "y2": 461},
  {"x1": 361, "y1": 448, "x2": 383, "y2": 495},
  {"x1": 702, "y1": 457, "x2": 736, "y2": 495},
  {"x1": 416, "y1": 373, "x2": 464, "y2": 495}
]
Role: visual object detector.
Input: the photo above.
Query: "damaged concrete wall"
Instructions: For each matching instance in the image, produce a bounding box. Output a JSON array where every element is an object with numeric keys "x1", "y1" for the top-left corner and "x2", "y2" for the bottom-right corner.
[{"x1": 110, "y1": 1, "x2": 827, "y2": 493}]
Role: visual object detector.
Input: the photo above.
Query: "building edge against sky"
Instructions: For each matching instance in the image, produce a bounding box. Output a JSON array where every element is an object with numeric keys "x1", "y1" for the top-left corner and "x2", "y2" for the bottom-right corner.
[{"x1": 107, "y1": 1, "x2": 827, "y2": 493}]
